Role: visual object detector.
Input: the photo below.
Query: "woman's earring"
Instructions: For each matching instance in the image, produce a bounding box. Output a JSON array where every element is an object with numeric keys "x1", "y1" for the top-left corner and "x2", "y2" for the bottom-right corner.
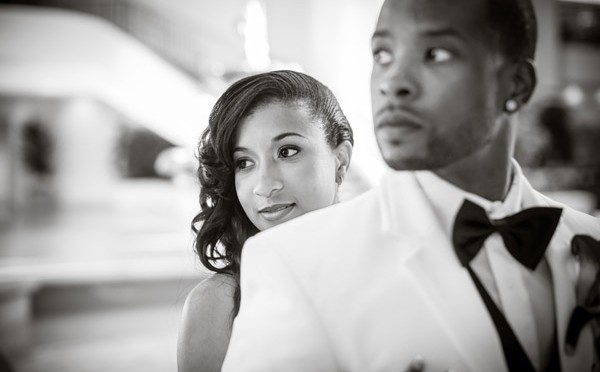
[{"x1": 505, "y1": 99, "x2": 518, "y2": 113}]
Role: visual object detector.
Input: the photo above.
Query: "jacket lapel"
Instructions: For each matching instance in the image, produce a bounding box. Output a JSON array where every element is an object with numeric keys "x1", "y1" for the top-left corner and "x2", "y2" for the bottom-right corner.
[
  {"x1": 521, "y1": 178, "x2": 594, "y2": 372},
  {"x1": 379, "y1": 171, "x2": 507, "y2": 372}
]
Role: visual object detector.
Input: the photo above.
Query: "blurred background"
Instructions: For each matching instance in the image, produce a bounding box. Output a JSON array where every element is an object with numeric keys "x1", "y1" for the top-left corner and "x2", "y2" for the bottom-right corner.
[{"x1": 0, "y1": 0, "x2": 598, "y2": 371}]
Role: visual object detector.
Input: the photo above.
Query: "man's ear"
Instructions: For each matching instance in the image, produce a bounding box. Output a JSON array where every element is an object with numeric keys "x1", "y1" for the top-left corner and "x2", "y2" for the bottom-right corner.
[
  {"x1": 334, "y1": 140, "x2": 353, "y2": 184},
  {"x1": 506, "y1": 59, "x2": 537, "y2": 108}
]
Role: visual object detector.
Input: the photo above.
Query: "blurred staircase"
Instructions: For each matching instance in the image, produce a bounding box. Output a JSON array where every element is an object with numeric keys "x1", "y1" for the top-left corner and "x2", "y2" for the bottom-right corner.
[{"x1": 0, "y1": 0, "x2": 221, "y2": 85}]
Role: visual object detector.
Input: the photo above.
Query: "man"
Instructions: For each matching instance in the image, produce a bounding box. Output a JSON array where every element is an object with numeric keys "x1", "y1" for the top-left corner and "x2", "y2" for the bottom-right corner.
[{"x1": 222, "y1": 0, "x2": 600, "y2": 371}]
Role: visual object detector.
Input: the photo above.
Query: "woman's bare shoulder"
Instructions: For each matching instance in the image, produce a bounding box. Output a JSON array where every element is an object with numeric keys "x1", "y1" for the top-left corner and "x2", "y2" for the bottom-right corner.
[
  {"x1": 185, "y1": 273, "x2": 236, "y2": 307},
  {"x1": 178, "y1": 273, "x2": 235, "y2": 372}
]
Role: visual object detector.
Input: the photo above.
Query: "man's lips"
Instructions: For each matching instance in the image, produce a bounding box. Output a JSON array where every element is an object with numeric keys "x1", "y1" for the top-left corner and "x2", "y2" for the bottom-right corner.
[{"x1": 375, "y1": 107, "x2": 424, "y2": 129}]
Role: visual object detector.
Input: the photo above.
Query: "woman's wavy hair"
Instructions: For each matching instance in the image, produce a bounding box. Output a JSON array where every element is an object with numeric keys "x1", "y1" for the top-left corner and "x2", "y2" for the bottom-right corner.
[{"x1": 192, "y1": 70, "x2": 353, "y2": 318}]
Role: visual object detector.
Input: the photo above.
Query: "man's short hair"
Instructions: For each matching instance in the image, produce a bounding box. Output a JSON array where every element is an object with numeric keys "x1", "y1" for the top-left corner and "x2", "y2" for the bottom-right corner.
[{"x1": 487, "y1": 0, "x2": 538, "y2": 60}]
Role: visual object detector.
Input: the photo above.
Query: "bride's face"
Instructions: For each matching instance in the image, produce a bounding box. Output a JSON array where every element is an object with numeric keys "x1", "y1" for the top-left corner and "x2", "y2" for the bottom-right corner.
[{"x1": 232, "y1": 102, "x2": 339, "y2": 231}]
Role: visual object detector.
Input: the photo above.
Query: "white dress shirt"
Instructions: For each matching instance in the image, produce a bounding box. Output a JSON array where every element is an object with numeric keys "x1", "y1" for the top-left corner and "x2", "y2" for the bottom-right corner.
[{"x1": 414, "y1": 162, "x2": 556, "y2": 371}]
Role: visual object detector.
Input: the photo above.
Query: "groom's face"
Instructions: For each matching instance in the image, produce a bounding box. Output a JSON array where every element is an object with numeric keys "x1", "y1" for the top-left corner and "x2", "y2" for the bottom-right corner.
[{"x1": 370, "y1": 0, "x2": 505, "y2": 171}]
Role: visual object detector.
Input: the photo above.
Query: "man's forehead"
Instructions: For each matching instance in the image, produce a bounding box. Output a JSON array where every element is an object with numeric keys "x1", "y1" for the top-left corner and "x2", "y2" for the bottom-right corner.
[
  {"x1": 375, "y1": 0, "x2": 488, "y2": 36},
  {"x1": 381, "y1": 0, "x2": 485, "y2": 11}
]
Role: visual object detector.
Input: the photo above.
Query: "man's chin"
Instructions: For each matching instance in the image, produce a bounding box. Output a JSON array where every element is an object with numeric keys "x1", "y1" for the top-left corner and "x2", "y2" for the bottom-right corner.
[
  {"x1": 383, "y1": 157, "x2": 430, "y2": 171},
  {"x1": 383, "y1": 152, "x2": 473, "y2": 172},
  {"x1": 381, "y1": 149, "x2": 462, "y2": 171},
  {"x1": 379, "y1": 146, "x2": 431, "y2": 171},
  {"x1": 377, "y1": 140, "x2": 429, "y2": 170}
]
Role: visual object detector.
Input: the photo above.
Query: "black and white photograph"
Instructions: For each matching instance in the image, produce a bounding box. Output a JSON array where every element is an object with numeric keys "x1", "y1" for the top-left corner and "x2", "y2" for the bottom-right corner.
[{"x1": 0, "y1": 0, "x2": 599, "y2": 371}]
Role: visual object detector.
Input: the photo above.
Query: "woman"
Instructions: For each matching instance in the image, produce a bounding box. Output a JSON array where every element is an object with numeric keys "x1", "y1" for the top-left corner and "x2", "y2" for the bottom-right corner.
[{"x1": 177, "y1": 70, "x2": 354, "y2": 372}]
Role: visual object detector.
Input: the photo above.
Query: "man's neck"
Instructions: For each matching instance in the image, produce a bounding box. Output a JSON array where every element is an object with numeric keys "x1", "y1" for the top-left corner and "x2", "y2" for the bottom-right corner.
[
  {"x1": 434, "y1": 159, "x2": 512, "y2": 201},
  {"x1": 433, "y1": 122, "x2": 515, "y2": 201}
]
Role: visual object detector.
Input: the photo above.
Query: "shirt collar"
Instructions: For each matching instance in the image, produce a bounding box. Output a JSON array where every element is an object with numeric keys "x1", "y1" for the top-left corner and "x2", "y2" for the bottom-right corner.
[{"x1": 414, "y1": 160, "x2": 524, "y2": 237}]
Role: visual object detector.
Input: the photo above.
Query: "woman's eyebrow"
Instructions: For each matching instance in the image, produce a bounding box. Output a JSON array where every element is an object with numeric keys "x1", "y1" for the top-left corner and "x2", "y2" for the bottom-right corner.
[
  {"x1": 233, "y1": 132, "x2": 307, "y2": 153},
  {"x1": 273, "y1": 132, "x2": 307, "y2": 142},
  {"x1": 232, "y1": 146, "x2": 249, "y2": 154}
]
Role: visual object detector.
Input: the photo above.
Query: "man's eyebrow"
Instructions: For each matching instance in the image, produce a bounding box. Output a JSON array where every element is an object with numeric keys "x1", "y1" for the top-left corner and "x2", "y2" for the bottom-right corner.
[
  {"x1": 273, "y1": 132, "x2": 306, "y2": 141},
  {"x1": 371, "y1": 29, "x2": 391, "y2": 40},
  {"x1": 421, "y1": 27, "x2": 464, "y2": 40},
  {"x1": 372, "y1": 28, "x2": 464, "y2": 41}
]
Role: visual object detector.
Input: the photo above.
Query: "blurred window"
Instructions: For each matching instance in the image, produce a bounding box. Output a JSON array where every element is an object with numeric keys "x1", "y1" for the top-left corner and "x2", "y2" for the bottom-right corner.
[{"x1": 117, "y1": 126, "x2": 174, "y2": 179}]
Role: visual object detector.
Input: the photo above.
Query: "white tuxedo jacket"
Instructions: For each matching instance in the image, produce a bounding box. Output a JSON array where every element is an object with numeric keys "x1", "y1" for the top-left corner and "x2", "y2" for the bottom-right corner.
[{"x1": 222, "y1": 171, "x2": 600, "y2": 372}]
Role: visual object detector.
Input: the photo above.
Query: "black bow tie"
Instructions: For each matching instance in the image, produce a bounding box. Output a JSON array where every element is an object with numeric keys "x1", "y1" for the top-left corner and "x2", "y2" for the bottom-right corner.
[{"x1": 452, "y1": 199, "x2": 563, "y2": 270}]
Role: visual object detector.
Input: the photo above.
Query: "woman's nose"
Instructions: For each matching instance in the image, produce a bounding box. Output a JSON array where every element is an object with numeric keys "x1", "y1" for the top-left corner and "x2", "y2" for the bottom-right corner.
[{"x1": 253, "y1": 163, "x2": 283, "y2": 198}]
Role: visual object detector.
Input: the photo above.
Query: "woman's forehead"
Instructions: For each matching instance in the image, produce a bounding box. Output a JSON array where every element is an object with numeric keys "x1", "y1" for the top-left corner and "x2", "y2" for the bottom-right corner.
[{"x1": 235, "y1": 103, "x2": 320, "y2": 145}]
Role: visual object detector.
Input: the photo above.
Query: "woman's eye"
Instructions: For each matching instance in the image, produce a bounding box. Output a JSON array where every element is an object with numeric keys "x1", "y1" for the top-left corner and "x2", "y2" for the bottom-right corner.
[
  {"x1": 426, "y1": 47, "x2": 453, "y2": 62},
  {"x1": 373, "y1": 49, "x2": 393, "y2": 65},
  {"x1": 235, "y1": 158, "x2": 254, "y2": 170},
  {"x1": 278, "y1": 147, "x2": 299, "y2": 158}
]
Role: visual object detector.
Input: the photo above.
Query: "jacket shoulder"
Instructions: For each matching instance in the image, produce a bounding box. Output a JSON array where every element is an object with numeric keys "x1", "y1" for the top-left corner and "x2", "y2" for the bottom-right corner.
[
  {"x1": 539, "y1": 192, "x2": 600, "y2": 238},
  {"x1": 560, "y1": 206, "x2": 600, "y2": 238}
]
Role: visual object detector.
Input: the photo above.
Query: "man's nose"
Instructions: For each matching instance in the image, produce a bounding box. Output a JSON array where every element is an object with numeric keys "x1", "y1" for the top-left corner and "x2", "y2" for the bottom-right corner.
[
  {"x1": 253, "y1": 163, "x2": 283, "y2": 198},
  {"x1": 378, "y1": 57, "x2": 419, "y2": 100}
]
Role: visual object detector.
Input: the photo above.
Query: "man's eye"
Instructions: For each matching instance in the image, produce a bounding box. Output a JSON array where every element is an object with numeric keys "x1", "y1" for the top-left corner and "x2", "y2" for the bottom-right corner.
[
  {"x1": 373, "y1": 49, "x2": 393, "y2": 65},
  {"x1": 426, "y1": 48, "x2": 453, "y2": 62},
  {"x1": 279, "y1": 147, "x2": 299, "y2": 158}
]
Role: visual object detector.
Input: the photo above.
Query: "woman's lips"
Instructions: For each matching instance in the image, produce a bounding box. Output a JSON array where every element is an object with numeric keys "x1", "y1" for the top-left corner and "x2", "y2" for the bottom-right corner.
[{"x1": 258, "y1": 203, "x2": 296, "y2": 221}]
